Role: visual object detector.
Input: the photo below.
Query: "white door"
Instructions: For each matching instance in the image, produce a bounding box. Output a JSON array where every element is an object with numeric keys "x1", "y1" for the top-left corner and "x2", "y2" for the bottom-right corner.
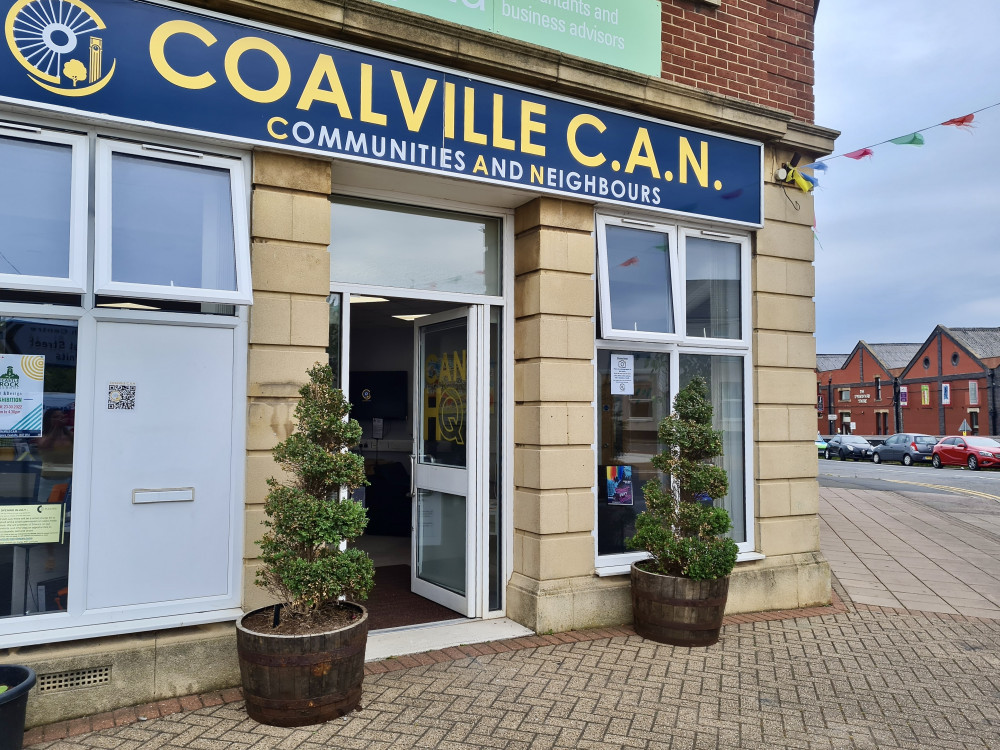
[
  {"x1": 85, "y1": 320, "x2": 237, "y2": 613},
  {"x1": 411, "y1": 308, "x2": 478, "y2": 616}
]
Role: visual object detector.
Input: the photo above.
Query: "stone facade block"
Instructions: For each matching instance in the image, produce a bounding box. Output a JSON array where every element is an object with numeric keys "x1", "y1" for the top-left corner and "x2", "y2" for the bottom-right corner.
[
  {"x1": 513, "y1": 488, "x2": 595, "y2": 535},
  {"x1": 516, "y1": 530, "x2": 594, "y2": 580},
  {"x1": 244, "y1": 451, "x2": 287, "y2": 506},
  {"x1": 514, "y1": 445, "x2": 596, "y2": 490},
  {"x1": 787, "y1": 332, "x2": 818, "y2": 369},
  {"x1": 515, "y1": 270, "x2": 594, "y2": 318},
  {"x1": 253, "y1": 151, "x2": 332, "y2": 193},
  {"x1": 246, "y1": 398, "x2": 296, "y2": 452},
  {"x1": 247, "y1": 348, "x2": 324, "y2": 396},
  {"x1": 757, "y1": 442, "x2": 818, "y2": 481},
  {"x1": 514, "y1": 227, "x2": 596, "y2": 275},
  {"x1": 515, "y1": 360, "x2": 595, "y2": 403},
  {"x1": 754, "y1": 256, "x2": 815, "y2": 297},
  {"x1": 248, "y1": 293, "x2": 291, "y2": 345},
  {"x1": 514, "y1": 403, "x2": 594, "y2": 445},
  {"x1": 755, "y1": 367, "x2": 818, "y2": 405},
  {"x1": 757, "y1": 516, "x2": 821, "y2": 557},
  {"x1": 755, "y1": 292, "x2": 815, "y2": 333},
  {"x1": 514, "y1": 196, "x2": 594, "y2": 234},
  {"x1": 755, "y1": 218, "x2": 815, "y2": 262},
  {"x1": 252, "y1": 188, "x2": 331, "y2": 245},
  {"x1": 251, "y1": 242, "x2": 330, "y2": 295},
  {"x1": 290, "y1": 297, "x2": 330, "y2": 346},
  {"x1": 514, "y1": 316, "x2": 594, "y2": 360},
  {"x1": 763, "y1": 182, "x2": 815, "y2": 227}
]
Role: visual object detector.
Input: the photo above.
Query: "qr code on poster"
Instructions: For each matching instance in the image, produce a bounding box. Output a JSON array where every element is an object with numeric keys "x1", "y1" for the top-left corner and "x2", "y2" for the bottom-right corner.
[{"x1": 108, "y1": 382, "x2": 136, "y2": 410}]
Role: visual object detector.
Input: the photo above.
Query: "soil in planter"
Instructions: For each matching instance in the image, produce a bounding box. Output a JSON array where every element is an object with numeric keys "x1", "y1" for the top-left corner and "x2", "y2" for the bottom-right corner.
[{"x1": 241, "y1": 602, "x2": 361, "y2": 636}]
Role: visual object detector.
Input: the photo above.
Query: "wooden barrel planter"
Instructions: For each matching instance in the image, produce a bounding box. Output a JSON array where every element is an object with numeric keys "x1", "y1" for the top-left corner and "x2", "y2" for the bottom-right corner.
[
  {"x1": 236, "y1": 603, "x2": 368, "y2": 727},
  {"x1": 631, "y1": 563, "x2": 729, "y2": 647}
]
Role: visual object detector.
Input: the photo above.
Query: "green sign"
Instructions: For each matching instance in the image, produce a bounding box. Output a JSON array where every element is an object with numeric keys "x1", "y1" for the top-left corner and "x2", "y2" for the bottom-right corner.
[{"x1": 374, "y1": 0, "x2": 662, "y2": 76}]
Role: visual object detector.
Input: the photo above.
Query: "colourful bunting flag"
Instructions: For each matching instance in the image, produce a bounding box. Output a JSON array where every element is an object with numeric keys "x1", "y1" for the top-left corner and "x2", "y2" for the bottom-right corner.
[
  {"x1": 844, "y1": 148, "x2": 873, "y2": 160},
  {"x1": 802, "y1": 162, "x2": 828, "y2": 171},
  {"x1": 799, "y1": 172, "x2": 819, "y2": 188},
  {"x1": 942, "y1": 113, "x2": 974, "y2": 128},
  {"x1": 890, "y1": 132, "x2": 925, "y2": 146}
]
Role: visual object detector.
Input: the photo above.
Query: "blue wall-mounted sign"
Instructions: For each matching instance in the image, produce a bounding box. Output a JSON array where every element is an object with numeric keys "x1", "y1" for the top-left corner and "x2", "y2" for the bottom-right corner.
[{"x1": 0, "y1": 0, "x2": 763, "y2": 225}]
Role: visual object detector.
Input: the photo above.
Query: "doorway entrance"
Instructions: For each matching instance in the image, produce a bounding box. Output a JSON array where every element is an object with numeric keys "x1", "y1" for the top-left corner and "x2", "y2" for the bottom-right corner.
[{"x1": 337, "y1": 294, "x2": 498, "y2": 630}]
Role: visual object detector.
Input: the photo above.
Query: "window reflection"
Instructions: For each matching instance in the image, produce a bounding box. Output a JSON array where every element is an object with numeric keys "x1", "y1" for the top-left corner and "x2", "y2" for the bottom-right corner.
[
  {"x1": 0, "y1": 136, "x2": 73, "y2": 279},
  {"x1": 330, "y1": 199, "x2": 501, "y2": 295},
  {"x1": 685, "y1": 237, "x2": 740, "y2": 339},
  {"x1": 596, "y1": 350, "x2": 670, "y2": 556},
  {"x1": 0, "y1": 317, "x2": 76, "y2": 618},
  {"x1": 605, "y1": 225, "x2": 674, "y2": 334},
  {"x1": 111, "y1": 154, "x2": 236, "y2": 291}
]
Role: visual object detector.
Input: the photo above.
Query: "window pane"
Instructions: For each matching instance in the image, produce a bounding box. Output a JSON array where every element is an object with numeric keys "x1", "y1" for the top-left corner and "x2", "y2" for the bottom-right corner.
[
  {"x1": 0, "y1": 317, "x2": 77, "y2": 618},
  {"x1": 605, "y1": 226, "x2": 674, "y2": 334},
  {"x1": 330, "y1": 200, "x2": 501, "y2": 295},
  {"x1": 327, "y1": 293, "x2": 342, "y2": 389},
  {"x1": 685, "y1": 236, "x2": 740, "y2": 339},
  {"x1": 680, "y1": 354, "x2": 746, "y2": 543},
  {"x1": 111, "y1": 154, "x2": 237, "y2": 291},
  {"x1": 0, "y1": 137, "x2": 72, "y2": 279},
  {"x1": 596, "y1": 349, "x2": 670, "y2": 556},
  {"x1": 419, "y1": 319, "x2": 467, "y2": 468}
]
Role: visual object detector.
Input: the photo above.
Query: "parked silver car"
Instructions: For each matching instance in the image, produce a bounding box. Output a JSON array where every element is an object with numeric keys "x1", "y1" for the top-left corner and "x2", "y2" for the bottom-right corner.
[{"x1": 872, "y1": 433, "x2": 937, "y2": 466}]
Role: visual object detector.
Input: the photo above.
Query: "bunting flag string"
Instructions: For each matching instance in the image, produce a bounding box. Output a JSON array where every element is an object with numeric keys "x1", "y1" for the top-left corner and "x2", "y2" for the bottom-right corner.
[{"x1": 805, "y1": 100, "x2": 1000, "y2": 178}]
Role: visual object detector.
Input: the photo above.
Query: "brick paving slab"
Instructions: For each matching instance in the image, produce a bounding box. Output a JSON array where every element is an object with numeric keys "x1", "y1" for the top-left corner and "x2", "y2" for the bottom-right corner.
[{"x1": 24, "y1": 597, "x2": 1000, "y2": 750}]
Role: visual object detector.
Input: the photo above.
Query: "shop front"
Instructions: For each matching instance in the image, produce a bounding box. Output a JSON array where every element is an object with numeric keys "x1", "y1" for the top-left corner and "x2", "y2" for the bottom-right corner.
[{"x1": 0, "y1": 0, "x2": 835, "y2": 726}]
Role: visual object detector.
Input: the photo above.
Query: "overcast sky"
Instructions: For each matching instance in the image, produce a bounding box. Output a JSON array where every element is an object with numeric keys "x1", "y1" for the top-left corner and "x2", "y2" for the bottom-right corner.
[{"x1": 812, "y1": 1, "x2": 1000, "y2": 355}]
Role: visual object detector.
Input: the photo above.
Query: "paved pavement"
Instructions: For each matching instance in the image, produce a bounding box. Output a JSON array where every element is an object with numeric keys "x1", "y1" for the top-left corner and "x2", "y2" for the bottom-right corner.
[{"x1": 25, "y1": 488, "x2": 1000, "y2": 750}]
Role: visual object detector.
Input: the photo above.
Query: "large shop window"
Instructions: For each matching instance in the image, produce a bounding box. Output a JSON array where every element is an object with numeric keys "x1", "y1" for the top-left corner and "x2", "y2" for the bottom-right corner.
[
  {"x1": 595, "y1": 215, "x2": 753, "y2": 571},
  {"x1": 0, "y1": 317, "x2": 76, "y2": 618}
]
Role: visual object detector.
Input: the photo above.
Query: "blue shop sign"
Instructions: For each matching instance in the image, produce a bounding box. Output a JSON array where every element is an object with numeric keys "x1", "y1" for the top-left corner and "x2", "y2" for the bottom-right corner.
[{"x1": 0, "y1": 0, "x2": 763, "y2": 224}]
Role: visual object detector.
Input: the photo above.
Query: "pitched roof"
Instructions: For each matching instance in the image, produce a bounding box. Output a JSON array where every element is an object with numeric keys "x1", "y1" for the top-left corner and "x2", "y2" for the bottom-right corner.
[
  {"x1": 816, "y1": 354, "x2": 848, "y2": 372},
  {"x1": 865, "y1": 343, "x2": 922, "y2": 371},
  {"x1": 945, "y1": 327, "x2": 1000, "y2": 360}
]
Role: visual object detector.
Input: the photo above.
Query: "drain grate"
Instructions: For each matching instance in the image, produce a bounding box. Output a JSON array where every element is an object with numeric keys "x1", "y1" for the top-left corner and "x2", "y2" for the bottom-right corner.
[{"x1": 37, "y1": 666, "x2": 112, "y2": 693}]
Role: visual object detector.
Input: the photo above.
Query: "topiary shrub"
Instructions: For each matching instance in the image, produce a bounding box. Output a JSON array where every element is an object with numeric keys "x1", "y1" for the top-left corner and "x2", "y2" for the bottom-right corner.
[
  {"x1": 256, "y1": 363, "x2": 374, "y2": 622},
  {"x1": 628, "y1": 376, "x2": 739, "y2": 581}
]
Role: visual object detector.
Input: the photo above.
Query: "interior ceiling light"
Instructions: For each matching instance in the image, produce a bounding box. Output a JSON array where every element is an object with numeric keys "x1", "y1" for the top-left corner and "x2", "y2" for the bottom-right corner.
[
  {"x1": 392, "y1": 314, "x2": 430, "y2": 321},
  {"x1": 350, "y1": 295, "x2": 389, "y2": 303}
]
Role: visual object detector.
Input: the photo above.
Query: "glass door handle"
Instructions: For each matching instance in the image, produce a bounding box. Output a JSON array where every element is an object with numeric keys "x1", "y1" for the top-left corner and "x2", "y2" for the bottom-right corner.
[{"x1": 408, "y1": 454, "x2": 416, "y2": 499}]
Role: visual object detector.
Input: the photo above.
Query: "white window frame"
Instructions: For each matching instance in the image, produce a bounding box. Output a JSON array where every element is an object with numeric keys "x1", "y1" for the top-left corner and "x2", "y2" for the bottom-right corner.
[
  {"x1": 0, "y1": 121, "x2": 88, "y2": 294},
  {"x1": 969, "y1": 380, "x2": 979, "y2": 405},
  {"x1": 596, "y1": 214, "x2": 680, "y2": 342},
  {"x1": 594, "y1": 212, "x2": 755, "y2": 575},
  {"x1": 94, "y1": 139, "x2": 252, "y2": 305}
]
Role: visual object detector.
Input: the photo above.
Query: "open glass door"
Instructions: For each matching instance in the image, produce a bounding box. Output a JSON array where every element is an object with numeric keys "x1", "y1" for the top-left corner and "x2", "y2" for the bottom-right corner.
[{"x1": 412, "y1": 308, "x2": 477, "y2": 616}]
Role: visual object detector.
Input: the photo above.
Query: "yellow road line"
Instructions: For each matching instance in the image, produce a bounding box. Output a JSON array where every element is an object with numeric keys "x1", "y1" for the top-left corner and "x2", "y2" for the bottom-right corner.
[{"x1": 878, "y1": 478, "x2": 1000, "y2": 504}]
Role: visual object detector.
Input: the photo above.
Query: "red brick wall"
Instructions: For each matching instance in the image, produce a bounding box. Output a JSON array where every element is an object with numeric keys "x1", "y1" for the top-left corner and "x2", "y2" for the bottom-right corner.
[{"x1": 661, "y1": 0, "x2": 816, "y2": 123}]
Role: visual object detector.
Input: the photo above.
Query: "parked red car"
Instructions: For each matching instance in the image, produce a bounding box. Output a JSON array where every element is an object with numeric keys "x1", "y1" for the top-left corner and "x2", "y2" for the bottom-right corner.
[{"x1": 931, "y1": 436, "x2": 1000, "y2": 470}]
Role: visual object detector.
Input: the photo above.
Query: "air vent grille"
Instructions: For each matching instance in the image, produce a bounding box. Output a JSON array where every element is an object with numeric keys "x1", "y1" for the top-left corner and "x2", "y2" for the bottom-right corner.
[{"x1": 37, "y1": 666, "x2": 111, "y2": 693}]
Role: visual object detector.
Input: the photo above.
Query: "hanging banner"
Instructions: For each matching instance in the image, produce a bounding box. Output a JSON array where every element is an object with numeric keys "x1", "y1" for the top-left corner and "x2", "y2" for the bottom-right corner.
[
  {"x1": 0, "y1": 0, "x2": 762, "y2": 225},
  {"x1": 0, "y1": 354, "x2": 44, "y2": 438}
]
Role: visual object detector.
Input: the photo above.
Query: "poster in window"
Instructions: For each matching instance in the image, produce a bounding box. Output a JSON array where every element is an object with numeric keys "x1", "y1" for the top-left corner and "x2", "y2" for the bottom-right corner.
[
  {"x1": 606, "y1": 465, "x2": 633, "y2": 506},
  {"x1": 900, "y1": 386, "x2": 908, "y2": 406},
  {"x1": 0, "y1": 354, "x2": 45, "y2": 438},
  {"x1": 942, "y1": 383, "x2": 951, "y2": 405},
  {"x1": 610, "y1": 354, "x2": 634, "y2": 395},
  {"x1": 921, "y1": 384, "x2": 929, "y2": 406}
]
